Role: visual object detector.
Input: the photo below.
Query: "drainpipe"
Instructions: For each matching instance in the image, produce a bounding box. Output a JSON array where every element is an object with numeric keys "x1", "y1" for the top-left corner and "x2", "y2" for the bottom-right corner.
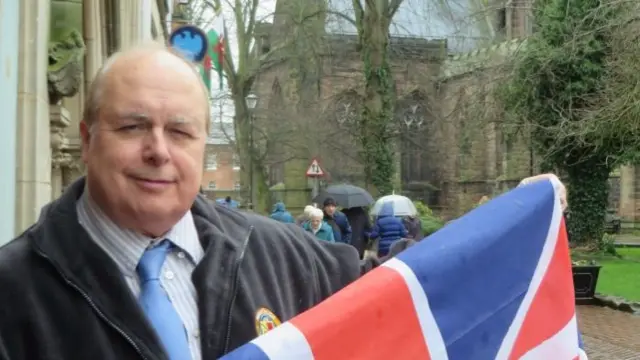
[{"x1": 0, "y1": 0, "x2": 20, "y2": 243}]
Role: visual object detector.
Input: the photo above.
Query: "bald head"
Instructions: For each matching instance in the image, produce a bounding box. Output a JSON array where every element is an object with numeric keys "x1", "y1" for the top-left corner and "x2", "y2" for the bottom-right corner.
[
  {"x1": 80, "y1": 42, "x2": 211, "y2": 237},
  {"x1": 83, "y1": 42, "x2": 210, "y2": 130}
]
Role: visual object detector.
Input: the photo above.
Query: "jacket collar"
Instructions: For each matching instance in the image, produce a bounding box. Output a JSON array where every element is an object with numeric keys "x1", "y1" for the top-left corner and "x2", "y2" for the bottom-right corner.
[
  {"x1": 28, "y1": 177, "x2": 252, "y2": 359},
  {"x1": 31, "y1": 177, "x2": 250, "y2": 269}
]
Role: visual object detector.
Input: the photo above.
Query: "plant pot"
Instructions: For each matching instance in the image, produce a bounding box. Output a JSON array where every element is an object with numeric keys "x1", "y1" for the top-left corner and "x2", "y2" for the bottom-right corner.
[{"x1": 572, "y1": 265, "x2": 602, "y2": 304}]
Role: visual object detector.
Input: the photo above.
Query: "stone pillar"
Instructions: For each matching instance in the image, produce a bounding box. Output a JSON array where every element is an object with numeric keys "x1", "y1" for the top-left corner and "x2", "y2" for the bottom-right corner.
[
  {"x1": 119, "y1": 0, "x2": 142, "y2": 48},
  {"x1": 0, "y1": 0, "x2": 20, "y2": 242},
  {"x1": 50, "y1": 105, "x2": 71, "y2": 199},
  {"x1": 84, "y1": 0, "x2": 103, "y2": 86},
  {"x1": 618, "y1": 165, "x2": 635, "y2": 221},
  {"x1": 141, "y1": 0, "x2": 153, "y2": 41},
  {"x1": 15, "y1": 0, "x2": 52, "y2": 233}
]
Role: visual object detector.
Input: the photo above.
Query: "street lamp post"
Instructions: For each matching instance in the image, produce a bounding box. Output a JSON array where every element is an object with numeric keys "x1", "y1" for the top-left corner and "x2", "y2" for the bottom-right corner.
[{"x1": 245, "y1": 93, "x2": 258, "y2": 210}]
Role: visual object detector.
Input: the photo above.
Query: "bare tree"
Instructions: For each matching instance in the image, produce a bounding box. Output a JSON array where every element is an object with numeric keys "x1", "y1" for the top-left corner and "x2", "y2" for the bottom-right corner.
[{"x1": 183, "y1": 0, "x2": 328, "y2": 212}]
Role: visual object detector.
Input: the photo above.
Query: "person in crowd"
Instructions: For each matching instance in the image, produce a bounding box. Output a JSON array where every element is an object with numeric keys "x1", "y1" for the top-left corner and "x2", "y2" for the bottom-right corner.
[
  {"x1": 269, "y1": 201, "x2": 295, "y2": 223},
  {"x1": 341, "y1": 206, "x2": 372, "y2": 258},
  {"x1": 0, "y1": 43, "x2": 386, "y2": 360},
  {"x1": 303, "y1": 208, "x2": 335, "y2": 242},
  {"x1": 402, "y1": 215, "x2": 423, "y2": 240},
  {"x1": 224, "y1": 195, "x2": 233, "y2": 206},
  {"x1": 296, "y1": 204, "x2": 316, "y2": 226},
  {"x1": 371, "y1": 202, "x2": 408, "y2": 257},
  {"x1": 322, "y1": 197, "x2": 352, "y2": 244}
]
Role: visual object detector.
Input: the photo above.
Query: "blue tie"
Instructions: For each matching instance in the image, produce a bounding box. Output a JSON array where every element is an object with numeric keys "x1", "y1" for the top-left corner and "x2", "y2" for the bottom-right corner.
[{"x1": 137, "y1": 240, "x2": 191, "y2": 360}]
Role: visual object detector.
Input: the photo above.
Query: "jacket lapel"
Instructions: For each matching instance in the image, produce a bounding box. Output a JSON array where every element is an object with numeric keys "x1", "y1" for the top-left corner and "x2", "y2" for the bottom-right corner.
[
  {"x1": 191, "y1": 195, "x2": 252, "y2": 358},
  {"x1": 30, "y1": 180, "x2": 167, "y2": 360}
]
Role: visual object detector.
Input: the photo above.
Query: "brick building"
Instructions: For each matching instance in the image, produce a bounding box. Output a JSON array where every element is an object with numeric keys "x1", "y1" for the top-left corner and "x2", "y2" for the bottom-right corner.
[{"x1": 201, "y1": 120, "x2": 241, "y2": 192}]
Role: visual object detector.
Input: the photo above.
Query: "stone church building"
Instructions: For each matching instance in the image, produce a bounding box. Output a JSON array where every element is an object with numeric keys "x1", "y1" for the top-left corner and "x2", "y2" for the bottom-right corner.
[
  {"x1": 250, "y1": 0, "x2": 536, "y2": 217},
  {"x1": 252, "y1": 0, "x2": 640, "y2": 219}
]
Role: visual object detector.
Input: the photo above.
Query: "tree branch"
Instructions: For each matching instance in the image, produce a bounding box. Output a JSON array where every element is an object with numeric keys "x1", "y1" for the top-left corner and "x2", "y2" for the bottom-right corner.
[
  {"x1": 352, "y1": 0, "x2": 364, "y2": 31},
  {"x1": 388, "y1": 0, "x2": 403, "y2": 19}
]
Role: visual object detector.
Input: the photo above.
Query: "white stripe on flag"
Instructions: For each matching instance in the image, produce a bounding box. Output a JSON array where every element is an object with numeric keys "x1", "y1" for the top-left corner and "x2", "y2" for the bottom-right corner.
[
  {"x1": 495, "y1": 182, "x2": 564, "y2": 359},
  {"x1": 519, "y1": 314, "x2": 582, "y2": 360},
  {"x1": 383, "y1": 258, "x2": 449, "y2": 359},
  {"x1": 579, "y1": 348, "x2": 589, "y2": 360},
  {"x1": 251, "y1": 322, "x2": 314, "y2": 359}
]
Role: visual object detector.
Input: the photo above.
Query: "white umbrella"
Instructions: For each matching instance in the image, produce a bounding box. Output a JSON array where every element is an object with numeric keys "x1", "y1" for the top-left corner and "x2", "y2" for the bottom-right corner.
[{"x1": 370, "y1": 194, "x2": 417, "y2": 216}]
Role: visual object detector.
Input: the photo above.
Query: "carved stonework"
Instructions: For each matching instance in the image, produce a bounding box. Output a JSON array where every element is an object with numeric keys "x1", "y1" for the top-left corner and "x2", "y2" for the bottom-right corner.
[
  {"x1": 52, "y1": 151, "x2": 74, "y2": 170},
  {"x1": 50, "y1": 104, "x2": 82, "y2": 172},
  {"x1": 50, "y1": 104, "x2": 71, "y2": 152},
  {"x1": 400, "y1": 104, "x2": 425, "y2": 129},
  {"x1": 48, "y1": 0, "x2": 86, "y2": 104}
]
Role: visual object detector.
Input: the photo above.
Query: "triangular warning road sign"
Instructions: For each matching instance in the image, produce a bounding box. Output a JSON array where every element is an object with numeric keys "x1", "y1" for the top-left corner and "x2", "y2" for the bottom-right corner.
[{"x1": 306, "y1": 159, "x2": 324, "y2": 177}]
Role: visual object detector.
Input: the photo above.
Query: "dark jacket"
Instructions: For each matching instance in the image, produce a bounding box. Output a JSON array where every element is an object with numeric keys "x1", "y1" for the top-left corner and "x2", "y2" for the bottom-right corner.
[
  {"x1": 0, "y1": 179, "x2": 367, "y2": 360},
  {"x1": 269, "y1": 202, "x2": 295, "y2": 223},
  {"x1": 371, "y1": 202, "x2": 408, "y2": 256},
  {"x1": 403, "y1": 216, "x2": 423, "y2": 240},
  {"x1": 341, "y1": 207, "x2": 372, "y2": 258},
  {"x1": 323, "y1": 210, "x2": 352, "y2": 244}
]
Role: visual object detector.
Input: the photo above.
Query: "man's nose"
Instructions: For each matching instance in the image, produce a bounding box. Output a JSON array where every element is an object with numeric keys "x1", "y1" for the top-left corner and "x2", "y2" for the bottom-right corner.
[{"x1": 142, "y1": 127, "x2": 171, "y2": 165}]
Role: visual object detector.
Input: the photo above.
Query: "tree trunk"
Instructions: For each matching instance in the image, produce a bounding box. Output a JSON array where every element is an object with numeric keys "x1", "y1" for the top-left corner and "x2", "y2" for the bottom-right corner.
[
  {"x1": 565, "y1": 160, "x2": 610, "y2": 245},
  {"x1": 231, "y1": 92, "x2": 270, "y2": 214},
  {"x1": 359, "y1": 9, "x2": 395, "y2": 196}
]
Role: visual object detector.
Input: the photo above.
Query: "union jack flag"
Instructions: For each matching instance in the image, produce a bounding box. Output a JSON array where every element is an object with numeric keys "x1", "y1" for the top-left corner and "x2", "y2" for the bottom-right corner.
[{"x1": 222, "y1": 177, "x2": 588, "y2": 359}]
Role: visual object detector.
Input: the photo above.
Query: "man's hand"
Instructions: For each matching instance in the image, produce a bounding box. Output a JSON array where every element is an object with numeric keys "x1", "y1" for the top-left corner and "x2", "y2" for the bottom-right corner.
[{"x1": 519, "y1": 173, "x2": 567, "y2": 211}]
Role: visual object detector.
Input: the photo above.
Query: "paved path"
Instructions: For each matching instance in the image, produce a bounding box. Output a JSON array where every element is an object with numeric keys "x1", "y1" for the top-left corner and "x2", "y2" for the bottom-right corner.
[
  {"x1": 615, "y1": 234, "x2": 640, "y2": 246},
  {"x1": 578, "y1": 305, "x2": 640, "y2": 359}
]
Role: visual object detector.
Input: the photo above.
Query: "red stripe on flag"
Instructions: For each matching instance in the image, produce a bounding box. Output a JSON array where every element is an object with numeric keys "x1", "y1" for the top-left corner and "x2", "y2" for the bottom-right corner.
[
  {"x1": 509, "y1": 218, "x2": 576, "y2": 359},
  {"x1": 290, "y1": 266, "x2": 432, "y2": 360}
]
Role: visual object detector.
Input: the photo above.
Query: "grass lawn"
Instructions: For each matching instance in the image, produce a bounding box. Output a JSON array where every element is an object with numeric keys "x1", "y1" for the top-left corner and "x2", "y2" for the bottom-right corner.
[{"x1": 572, "y1": 248, "x2": 640, "y2": 301}]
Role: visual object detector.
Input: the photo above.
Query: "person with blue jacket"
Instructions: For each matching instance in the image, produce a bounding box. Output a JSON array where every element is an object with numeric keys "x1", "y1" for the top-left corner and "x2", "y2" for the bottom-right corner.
[
  {"x1": 303, "y1": 208, "x2": 335, "y2": 242},
  {"x1": 371, "y1": 201, "x2": 408, "y2": 257},
  {"x1": 269, "y1": 201, "x2": 295, "y2": 223}
]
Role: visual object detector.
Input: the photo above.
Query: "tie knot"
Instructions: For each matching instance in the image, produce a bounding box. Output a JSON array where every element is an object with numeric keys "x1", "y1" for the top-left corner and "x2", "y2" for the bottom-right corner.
[{"x1": 137, "y1": 240, "x2": 172, "y2": 283}]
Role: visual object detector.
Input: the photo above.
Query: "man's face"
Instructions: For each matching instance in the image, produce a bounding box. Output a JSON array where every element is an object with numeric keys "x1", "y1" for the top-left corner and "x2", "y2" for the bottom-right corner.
[
  {"x1": 310, "y1": 216, "x2": 322, "y2": 229},
  {"x1": 324, "y1": 204, "x2": 336, "y2": 216},
  {"x1": 80, "y1": 51, "x2": 207, "y2": 235}
]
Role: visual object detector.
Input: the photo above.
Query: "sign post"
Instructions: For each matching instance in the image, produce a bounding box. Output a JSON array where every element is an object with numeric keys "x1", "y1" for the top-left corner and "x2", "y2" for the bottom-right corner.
[{"x1": 305, "y1": 158, "x2": 325, "y2": 200}]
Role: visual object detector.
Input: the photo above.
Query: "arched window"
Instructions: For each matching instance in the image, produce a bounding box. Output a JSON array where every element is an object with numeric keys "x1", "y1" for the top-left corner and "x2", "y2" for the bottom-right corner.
[{"x1": 396, "y1": 91, "x2": 433, "y2": 184}]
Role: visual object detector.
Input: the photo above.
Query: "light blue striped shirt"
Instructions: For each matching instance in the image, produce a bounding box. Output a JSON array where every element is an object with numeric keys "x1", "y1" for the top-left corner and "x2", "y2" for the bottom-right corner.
[{"x1": 77, "y1": 191, "x2": 203, "y2": 360}]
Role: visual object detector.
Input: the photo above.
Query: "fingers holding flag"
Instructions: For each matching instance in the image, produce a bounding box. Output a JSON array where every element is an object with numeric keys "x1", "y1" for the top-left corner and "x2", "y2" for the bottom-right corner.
[{"x1": 519, "y1": 173, "x2": 568, "y2": 211}]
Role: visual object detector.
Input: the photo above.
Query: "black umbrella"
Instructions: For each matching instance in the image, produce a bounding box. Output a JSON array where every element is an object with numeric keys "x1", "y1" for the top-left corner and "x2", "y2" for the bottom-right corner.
[{"x1": 313, "y1": 184, "x2": 374, "y2": 209}]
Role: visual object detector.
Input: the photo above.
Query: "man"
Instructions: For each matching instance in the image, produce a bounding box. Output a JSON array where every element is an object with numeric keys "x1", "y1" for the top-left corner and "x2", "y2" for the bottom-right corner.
[
  {"x1": 341, "y1": 206, "x2": 372, "y2": 258},
  {"x1": 322, "y1": 197, "x2": 352, "y2": 244},
  {"x1": 0, "y1": 44, "x2": 374, "y2": 360}
]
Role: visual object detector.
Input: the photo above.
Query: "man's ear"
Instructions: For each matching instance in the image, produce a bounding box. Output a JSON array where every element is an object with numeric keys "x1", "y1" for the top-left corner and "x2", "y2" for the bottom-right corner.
[{"x1": 79, "y1": 121, "x2": 90, "y2": 163}]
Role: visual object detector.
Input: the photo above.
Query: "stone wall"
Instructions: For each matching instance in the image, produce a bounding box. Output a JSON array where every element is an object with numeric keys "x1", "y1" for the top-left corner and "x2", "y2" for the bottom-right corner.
[
  {"x1": 430, "y1": 39, "x2": 534, "y2": 217},
  {"x1": 252, "y1": 33, "x2": 539, "y2": 217},
  {"x1": 252, "y1": 21, "x2": 604, "y2": 215},
  {"x1": 254, "y1": 34, "x2": 446, "y2": 189}
]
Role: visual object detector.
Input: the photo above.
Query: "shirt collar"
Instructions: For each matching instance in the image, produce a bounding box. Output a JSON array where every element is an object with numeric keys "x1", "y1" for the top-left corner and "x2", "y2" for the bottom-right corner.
[{"x1": 76, "y1": 190, "x2": 203, "y2": 277}]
